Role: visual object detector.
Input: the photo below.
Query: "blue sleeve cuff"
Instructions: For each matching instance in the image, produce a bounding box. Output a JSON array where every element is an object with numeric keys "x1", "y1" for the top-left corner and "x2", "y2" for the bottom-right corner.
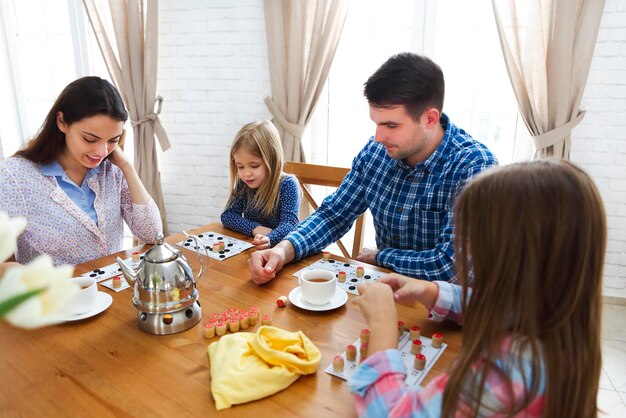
[
  {"x1": 375, "y1": 247, "x2": 394, "y2": 268},
  {"x1": 284, "y1": 233, "x2": 304, "y2": 260}
]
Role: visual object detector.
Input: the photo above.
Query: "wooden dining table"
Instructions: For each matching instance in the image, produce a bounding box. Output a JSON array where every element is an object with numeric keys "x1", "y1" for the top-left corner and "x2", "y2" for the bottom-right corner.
[{"x1": 0, "y1": 223, "x2": 462, "y2": 417}]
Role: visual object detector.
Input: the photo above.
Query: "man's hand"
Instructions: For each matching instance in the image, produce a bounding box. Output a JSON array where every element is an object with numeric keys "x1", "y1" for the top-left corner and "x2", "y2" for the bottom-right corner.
[
  {"x1": 248, "y1": 241, "x2": 295, "y2": 285},
  {"x1": 355, "y1": 247, "x2": 379, "y2": 265}
]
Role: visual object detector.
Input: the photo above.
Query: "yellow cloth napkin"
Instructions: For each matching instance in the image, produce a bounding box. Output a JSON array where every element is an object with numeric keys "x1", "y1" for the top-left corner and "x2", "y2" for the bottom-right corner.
[{"x1": 207, "y1": 325, "x2": 321, "y2": 410}]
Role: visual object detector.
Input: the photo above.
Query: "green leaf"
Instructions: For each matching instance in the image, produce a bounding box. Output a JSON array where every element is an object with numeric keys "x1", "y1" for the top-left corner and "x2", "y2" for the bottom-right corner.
[{"x1": 0, "y1": 288, "x2": 45, "y2": 317}]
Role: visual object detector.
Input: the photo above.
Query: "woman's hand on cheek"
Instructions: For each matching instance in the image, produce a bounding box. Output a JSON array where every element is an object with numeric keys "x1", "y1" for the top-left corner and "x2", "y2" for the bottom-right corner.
[{"x1": 107, "y1": 147, "x2": 132, "y2": 171}]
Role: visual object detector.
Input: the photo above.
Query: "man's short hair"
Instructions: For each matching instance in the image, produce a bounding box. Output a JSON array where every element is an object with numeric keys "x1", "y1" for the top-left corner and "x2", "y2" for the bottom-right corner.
[{"x1": 364, "y1": 52, "x2": 445, "y2": 121}]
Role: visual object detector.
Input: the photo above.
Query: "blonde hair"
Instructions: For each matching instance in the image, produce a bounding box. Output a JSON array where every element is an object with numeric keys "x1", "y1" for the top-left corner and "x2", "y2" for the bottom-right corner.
[
  {"x1": 226, "y1": 120, "x2": 285, "y2": 218},
  {"x1": 443, "y1": 159, "x2": 605, "y2": 418}
]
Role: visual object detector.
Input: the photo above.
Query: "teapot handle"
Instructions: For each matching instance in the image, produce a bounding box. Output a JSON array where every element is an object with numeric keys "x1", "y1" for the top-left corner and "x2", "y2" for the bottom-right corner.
[{"x1": 183, "y1": 231, "x2": 208, "y2": 279}]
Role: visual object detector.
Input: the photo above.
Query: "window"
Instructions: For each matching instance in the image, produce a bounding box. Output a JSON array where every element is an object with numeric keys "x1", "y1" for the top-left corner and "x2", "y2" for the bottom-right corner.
[
  {"x1": 0, "y1": 0, "x2": 134, "y2": 246},
  {"x1": 302, "y1": 0, "x2": 531, "y2": 252}
]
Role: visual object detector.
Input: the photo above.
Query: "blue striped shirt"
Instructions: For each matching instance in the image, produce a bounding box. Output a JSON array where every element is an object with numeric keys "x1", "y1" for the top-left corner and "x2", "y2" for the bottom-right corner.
[{"x1": 285, "y1": 114, "x2": 498, "y2": 281}]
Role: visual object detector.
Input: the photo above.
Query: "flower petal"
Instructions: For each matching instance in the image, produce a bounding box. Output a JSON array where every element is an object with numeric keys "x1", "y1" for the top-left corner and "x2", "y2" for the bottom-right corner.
[{"x1": 0, "y1": 211, "x2": 27, "y2": 263}]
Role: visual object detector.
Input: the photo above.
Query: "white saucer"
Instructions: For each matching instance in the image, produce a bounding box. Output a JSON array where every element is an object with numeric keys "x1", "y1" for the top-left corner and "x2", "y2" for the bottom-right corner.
[
  {"x1": 288, "y1": 286, "x2": 348, "y2": 312},
  {"x1": 62, "y1": 291, "x2": 113, "y2": 321}
]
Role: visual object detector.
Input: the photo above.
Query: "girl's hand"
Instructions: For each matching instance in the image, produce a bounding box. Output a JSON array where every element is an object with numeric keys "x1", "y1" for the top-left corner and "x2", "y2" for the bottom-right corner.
[
  {"x1": 354, "y1": 282, "x2": 398, "y2": 354},
  {"x1": 252, "y1": 234, "x2": 270, "y2": 250},
  {"x1": 379, "y1": 273, "x2": 439, "y2": 310}
]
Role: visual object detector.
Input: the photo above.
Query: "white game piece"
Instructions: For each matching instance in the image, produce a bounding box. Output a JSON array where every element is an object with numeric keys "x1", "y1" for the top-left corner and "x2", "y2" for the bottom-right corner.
[
  {"x1": 204, "y1": 323, "x2": 216, "y2": 338},
  {"x1": 346, "y1": 344, "x2": 357, "y2": 361},
  {"x1": 215, "y1": 322, "x2": 227, "y2": 336},
  {"x1": 414, "y1": 354, "x2": 426, "y2": 370},
  {"x1": 360, "y1": 328, "x2": 370, "y2": 343},
  {"x1": 411, "y1": 339, "x2": 422, "y2": 354},
  {"x1": 228, "y1": 318, "x2": 240, "y2": 333},
  {"x1": 410, "y1": 326, "x2": 420, "y2": 340},
  {"x1": 333, "y1": 355, "x2": 344, "y2": 372},
  {"x1": 432, "y1": 332, "x2": 443, "y2": 348}
]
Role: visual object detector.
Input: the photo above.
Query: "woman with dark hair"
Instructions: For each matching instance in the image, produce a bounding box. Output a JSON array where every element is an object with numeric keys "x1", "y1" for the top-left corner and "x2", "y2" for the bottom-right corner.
[
  {"x1": 0, "y1": 76, "x2": 162, "y2": 266},
  {"x1": 351, "y1": 159, "x2": 605, "y2": 417}
]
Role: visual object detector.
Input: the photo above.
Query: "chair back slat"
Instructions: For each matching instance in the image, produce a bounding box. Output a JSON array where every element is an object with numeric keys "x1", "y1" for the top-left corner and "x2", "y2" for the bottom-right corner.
[{"x1": 284, "y1": 162, "x2": 366, "y2": 259}]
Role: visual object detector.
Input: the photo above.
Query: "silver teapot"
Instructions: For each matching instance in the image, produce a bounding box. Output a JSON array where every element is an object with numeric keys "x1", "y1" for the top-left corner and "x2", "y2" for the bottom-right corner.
[{"x1": 116, "y1": 232, "x2": 207, "y2": 335}]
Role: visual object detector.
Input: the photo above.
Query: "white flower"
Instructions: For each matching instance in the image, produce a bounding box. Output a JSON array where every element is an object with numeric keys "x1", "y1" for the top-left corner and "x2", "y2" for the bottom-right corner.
[
  {"x1": 0, "y1": 211, "x2": 27, "y2": 262},
  {"x1": 0, "y1": 255, "x2": 79, "y2": 329}
]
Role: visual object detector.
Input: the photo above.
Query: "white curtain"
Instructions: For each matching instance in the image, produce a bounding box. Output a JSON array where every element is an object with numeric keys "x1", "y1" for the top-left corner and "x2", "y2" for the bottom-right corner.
[
  {"x1": 83, "y1": 0, "x2": 170, "y2": 234},
  {"x1": 492, "y1": 0, "x2": 605, "y2": 158},
  {"x1": 263, "y1": 0, "x2": 350, "y2": 162}
]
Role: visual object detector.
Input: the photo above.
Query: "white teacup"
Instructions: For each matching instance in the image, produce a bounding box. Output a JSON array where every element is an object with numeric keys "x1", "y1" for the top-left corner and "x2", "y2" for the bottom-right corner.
[
  {"x1": 66, "y1": 277, "x2": 97, "y2": 315},
  {"x1": 299, "y1": 269, "x2": 337, "y2": 305}
]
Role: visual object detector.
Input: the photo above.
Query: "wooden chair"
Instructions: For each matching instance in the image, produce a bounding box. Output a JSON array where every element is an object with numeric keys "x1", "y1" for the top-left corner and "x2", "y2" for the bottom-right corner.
[{"x1": 284, "y1": 161, "x2": 366, "y2": 259}]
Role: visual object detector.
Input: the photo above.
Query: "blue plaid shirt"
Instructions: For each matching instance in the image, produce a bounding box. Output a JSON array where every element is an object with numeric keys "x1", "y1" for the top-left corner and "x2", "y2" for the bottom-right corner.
[{"x1": 285, "y1": 114, "x2": 498, "y2": 281}]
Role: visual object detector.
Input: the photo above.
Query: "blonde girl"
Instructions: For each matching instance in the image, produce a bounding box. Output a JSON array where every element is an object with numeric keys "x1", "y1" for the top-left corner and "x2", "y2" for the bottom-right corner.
[
  {"x1": 221, "y1": 120, "x2": 300, "y2": 250},
  {"x1": 351, "y1": 159, "x2": 605, "y2": 418}
]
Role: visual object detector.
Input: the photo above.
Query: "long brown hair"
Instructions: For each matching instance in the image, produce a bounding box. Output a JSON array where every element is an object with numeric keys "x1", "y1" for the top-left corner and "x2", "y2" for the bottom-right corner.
[
  {"x1": 14, "y1": 76, "x2": 127, "y2": 164},
  {"x1": 443, "y1": 159, "x2": 605, "y2": 418},
  {"x1": 225, "y1": 120, "x2": 285, "y2": 218}
]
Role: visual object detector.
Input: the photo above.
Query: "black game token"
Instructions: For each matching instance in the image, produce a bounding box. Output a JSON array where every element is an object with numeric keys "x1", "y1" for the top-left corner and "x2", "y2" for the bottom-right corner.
[
  {"x1": 351, "y1": 278, "x2": 358, "y2": 282},
  {"x1": 344, "y1": 263, "x2": 350, "y2": 267},
  {"x1": 348, "y1": 286, "x2": 356, "y2": 291}
]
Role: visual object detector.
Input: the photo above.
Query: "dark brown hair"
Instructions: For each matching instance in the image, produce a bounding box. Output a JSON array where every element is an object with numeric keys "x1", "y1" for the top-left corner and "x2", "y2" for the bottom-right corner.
[
  {"x1": 443, "y1": 159, "x2": 605, "y2": 418},
  {"x1": 15, "y1": 76, "x2": 127, "y2": 164},
  {"x1": 363, "y1": 52, "x2": 444, "y2": 121}
]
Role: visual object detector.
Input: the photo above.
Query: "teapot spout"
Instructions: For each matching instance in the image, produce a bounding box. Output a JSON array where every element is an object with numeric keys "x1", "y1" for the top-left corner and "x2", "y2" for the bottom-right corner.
[{"x1": 116, "y1": 256, "x2": 138, "y2": 284}]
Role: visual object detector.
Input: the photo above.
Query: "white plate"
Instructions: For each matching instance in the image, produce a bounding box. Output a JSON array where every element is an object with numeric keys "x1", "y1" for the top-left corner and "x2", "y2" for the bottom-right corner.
[
  {"x1": 62, "y1": 291, "x2": 113, "y2": 321},
  {"x1": 288, "y1": 286, "x2": 348, "y2": 312}
]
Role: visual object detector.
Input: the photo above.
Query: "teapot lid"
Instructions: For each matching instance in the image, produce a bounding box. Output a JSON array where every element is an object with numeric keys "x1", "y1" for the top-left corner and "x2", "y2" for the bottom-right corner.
[{"x1": 145, "y1": 233, "x2": 179, "y2": 263}]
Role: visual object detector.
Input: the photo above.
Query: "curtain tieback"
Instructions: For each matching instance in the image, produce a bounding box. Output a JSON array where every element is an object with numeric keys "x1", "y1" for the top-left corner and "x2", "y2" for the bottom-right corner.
[
  {"x1": 264, "y1": 96, "x2": 305, "y2": 138},
  {"x1": 532, "y1": 110, "x2": 586, "y2": 150},
  {"x1": 131, "y1": 96, "x2": 164, "y2": 127}
]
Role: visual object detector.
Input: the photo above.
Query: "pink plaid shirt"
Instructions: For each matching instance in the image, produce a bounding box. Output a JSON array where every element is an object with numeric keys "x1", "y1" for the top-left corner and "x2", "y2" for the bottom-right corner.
[
  {"x1": 349, "y1": 282, "x2": 546, "y2": 417},
  {"x1": 0, "y1": 157, "x2": 162, "y2": 266}
]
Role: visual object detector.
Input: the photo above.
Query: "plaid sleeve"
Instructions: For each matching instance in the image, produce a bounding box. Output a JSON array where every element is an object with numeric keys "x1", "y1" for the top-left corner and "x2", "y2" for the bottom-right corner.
[
  {"x1": 349, "y1": 342, "x2": 545, "y2": 418},
  {"x1": 376, "y1": 208, "x2": 455, "y2": 281},
  {"x1": 285, "y1": 149, "x2": 370, "y2": 260},
  {"x1": 429, "y1": 281, "x2": 468, "y2": 324},
  {"x1": 349, "y1": 349, "x2": 446, "y2": 418},
  {"x1": 375, "y1": 156, "x2": 496, "y2": 282}
]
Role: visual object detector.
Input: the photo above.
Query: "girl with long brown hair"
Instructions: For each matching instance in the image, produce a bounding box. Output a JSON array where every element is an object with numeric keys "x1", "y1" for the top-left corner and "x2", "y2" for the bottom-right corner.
[{"x1": 351, "y1": 159, "x2": 605, "y2": 417}]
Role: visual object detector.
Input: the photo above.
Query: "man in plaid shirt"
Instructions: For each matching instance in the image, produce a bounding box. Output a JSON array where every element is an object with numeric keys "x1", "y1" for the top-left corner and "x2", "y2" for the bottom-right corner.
[{"x1": 249, "y1": 53, "x2": 497, "y2": 284}]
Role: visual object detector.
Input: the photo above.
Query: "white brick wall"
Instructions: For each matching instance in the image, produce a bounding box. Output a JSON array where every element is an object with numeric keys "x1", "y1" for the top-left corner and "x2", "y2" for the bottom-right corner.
[
  {"x1": 157, "y1": 0, "x2": 271, "y2": 233},
  {"x1": 572, "y1": 0, "x2": 626, "y2": 298},
  {"x1": 157, "y1": 0, "x2": 626, "y2": 297}
]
